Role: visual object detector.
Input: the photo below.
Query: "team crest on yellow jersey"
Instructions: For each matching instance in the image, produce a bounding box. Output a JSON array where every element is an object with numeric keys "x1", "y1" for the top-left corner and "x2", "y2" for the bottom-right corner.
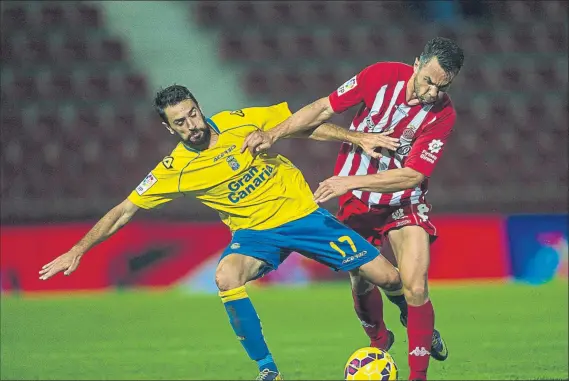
[{"x1": 226, "y1": 155, "x2": 240, "y2": 171}]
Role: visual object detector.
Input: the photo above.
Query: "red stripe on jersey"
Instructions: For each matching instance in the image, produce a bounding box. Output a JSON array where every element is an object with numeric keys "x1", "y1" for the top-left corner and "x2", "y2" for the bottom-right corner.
[{"x1": 348, "y1": 148, "x2": 363, "y2": 177}]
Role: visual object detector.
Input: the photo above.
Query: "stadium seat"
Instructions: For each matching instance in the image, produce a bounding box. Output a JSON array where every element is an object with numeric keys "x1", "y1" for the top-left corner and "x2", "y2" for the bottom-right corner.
[
  {"x1": 58, "y1": 36, "x2": 89, "y2": 63},
  {"x1": 244, "y1": 71, "x2": 270, "y2": 96},
  {"x1": 1, "y1": 4, "x2": 28, "y2": 33},
  {"x1": 39, "y1": 4, "x2": 67, "y2": 29},
  {"x1": 21, "y1": 34, "x2": 51, "y2": 64},
  {"x1": 38, "y1": 70, "x2": 75, "y2": 99},
  {"x1": 10, "y1": 73, "x2": 38, "y2": 102},
  {"x1": 75, "y1": 3, "x2": 102, "y2": 29},
  {"x1": 97, "y1": 38, "x2": 126, "y2": 63},
  {"x1": 193, "y1": 1, "x2": 222, "y2": 26}
]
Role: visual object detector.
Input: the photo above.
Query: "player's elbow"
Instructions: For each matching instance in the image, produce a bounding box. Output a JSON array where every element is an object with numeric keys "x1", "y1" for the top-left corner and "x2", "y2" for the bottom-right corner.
[
  {"x1": 405, "y1": 168, "x2": 425, "y2": 188},
  {"x1": 313, "y1": 97, "x2": 335, "y2": 122},
  {"x1": 116, "y1": 199, "x2": 139, "y2": 225}
]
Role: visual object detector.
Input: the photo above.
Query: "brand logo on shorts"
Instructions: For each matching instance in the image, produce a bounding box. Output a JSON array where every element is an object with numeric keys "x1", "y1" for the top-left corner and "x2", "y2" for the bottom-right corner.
[
  {"x1": 392, "y1": 208, "x2": 405, "y2": 220},
  {"x1": 230, "y1": 243, "x2": 241, "y2": 250},
  {"x1": 341, "y1": 250, "x2": 367, "y2": 264}
]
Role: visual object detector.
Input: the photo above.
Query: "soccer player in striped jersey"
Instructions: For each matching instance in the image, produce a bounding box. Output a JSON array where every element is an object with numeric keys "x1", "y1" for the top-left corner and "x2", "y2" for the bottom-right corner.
[{"x1": 242, "y1": 37, "x2": 465, "y2": 380}]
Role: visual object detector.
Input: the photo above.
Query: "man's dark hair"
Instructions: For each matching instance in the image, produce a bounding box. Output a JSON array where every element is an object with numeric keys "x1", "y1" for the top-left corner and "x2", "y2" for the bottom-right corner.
[
  {"x1": 419, "y1": 37, "x2": 464, "y2": 78},
  {"x1": 154, "y1": 84, "x2": 200, "y2": 124}
]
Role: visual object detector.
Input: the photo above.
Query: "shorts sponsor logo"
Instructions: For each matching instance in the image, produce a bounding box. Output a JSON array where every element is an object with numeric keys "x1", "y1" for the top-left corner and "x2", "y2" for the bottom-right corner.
[
  {"x1": 135, "y1": 172, "x2": 157, "y2": 195},
  {"x1": 341, "y1": 250, "x2": 367, "y2": 264},
  {"x1": 337, "y1": 76, "x2": 357, "y2": 96},
  {"x1": 230, "y1": 243, "x2": 241, "y2": 250},
  {"x1": 396, "y1": 219, "x2": 411, "y2": 227}
]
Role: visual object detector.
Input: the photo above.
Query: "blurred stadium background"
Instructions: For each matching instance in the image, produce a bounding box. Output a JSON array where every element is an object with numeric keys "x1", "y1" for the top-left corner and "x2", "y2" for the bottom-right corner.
[{"x1": 1, "y1": 1, "x2": 567, "y2": 380}]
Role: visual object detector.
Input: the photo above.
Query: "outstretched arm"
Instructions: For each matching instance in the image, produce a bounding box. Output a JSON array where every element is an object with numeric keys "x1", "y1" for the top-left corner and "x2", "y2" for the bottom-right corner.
[
  {"x1": 292, "y1": 122, "x2": 400, "y2": 158},
  {"x1": 241, "y1": 97, "x2": 335, "y2": 154},
  {"x1": 268, "y1": 97, "x2": 335, "y2": 141},
  {"x1": 39, "y1": 198, "x2": 139, "y2": 280},
  {"x1": 313, "y1": 168, "x2": 425, "y2": 204}
]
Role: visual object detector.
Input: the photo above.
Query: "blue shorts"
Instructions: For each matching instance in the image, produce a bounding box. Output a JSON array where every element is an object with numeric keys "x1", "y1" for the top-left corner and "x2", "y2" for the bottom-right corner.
[{"x1": 220, "y1": 208, "x2": 380, "y2": 280}]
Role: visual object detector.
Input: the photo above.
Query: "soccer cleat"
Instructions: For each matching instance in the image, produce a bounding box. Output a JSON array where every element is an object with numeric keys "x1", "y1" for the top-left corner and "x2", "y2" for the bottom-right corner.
[
  {"x1": 430, "y1": 329, "x2": 448, "y2": 361},
  {"x1": 255, "y1": 369, "x2": 283, "y2": 380},
  {"x1": 371, "y1": 329, "x2": 395, "y2": 351},
  {"x1": 400, "y1": 313, "x2": 448, "y2": 361}
]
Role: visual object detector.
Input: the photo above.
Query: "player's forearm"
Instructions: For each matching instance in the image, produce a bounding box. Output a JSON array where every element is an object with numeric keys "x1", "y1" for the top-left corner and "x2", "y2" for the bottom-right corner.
[
  {"x1": 268, "y1": 97, "x2": 335, "y2": 142},
  {"x1": 291, "y1": 123, "x2": 360, "y2": 143},
  {"x1": 348, "y1": 168, "x2": 425, "y2": 193},
  {"x1": 70, "y1": 201, "x2": 137, "y2": 256}
]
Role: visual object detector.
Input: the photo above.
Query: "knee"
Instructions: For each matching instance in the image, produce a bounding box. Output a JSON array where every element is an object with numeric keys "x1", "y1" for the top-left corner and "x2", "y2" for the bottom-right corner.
[
  {"x1": 349, "y1": 271, "x2": 375, "y2": 295},
  {"x1": 403, "y1": 283, "x2": 428, "y2": 304},
  {"x1": 356, "y1": 262, "x2": 401, "y2": 291},
  {"x1": 382, "y1": 268, "x2": 402, "y2": 291},
  {"x1": 215, "y1": 266, "x2": 243, "y2": 292}
]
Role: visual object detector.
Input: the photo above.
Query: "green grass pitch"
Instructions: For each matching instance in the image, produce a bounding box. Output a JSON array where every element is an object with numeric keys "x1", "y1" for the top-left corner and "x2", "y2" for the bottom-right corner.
[{"x1": 1, "y1": 280, "x2": 567, "y2": 380}]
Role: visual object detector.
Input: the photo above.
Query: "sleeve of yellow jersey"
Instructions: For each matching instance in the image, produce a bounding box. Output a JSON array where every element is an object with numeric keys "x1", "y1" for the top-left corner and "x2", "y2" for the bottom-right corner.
[
  {"x1": 243, "y1": 102, "x2": 292, "y2": 131},
  {"x1": 127, "y1": 156, "x2": 182, "y2": 210}
]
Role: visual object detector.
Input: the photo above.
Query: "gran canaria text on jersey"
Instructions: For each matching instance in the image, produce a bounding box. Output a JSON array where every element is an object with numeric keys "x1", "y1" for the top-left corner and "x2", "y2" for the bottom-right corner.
[{"x1": 227, "y1": 165, "x2": 275, "y2": 203}]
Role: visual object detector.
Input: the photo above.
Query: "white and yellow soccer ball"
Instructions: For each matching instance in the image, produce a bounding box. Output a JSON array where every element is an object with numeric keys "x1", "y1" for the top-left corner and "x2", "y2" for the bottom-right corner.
[{"x1": 344, "y1": 347, "x2": 398, "y2": 380}]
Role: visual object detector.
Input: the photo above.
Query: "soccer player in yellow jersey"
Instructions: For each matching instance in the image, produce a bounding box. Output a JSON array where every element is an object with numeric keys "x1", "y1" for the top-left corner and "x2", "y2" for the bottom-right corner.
[{"x1": 39, "y1": 85, "x2": 402, "y2": 381}]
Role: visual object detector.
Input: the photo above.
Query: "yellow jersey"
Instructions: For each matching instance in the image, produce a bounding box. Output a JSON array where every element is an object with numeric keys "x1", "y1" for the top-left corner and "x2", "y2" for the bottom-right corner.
[{"x1": 127, "y1": 102, "x2": 318, "y2": 231}]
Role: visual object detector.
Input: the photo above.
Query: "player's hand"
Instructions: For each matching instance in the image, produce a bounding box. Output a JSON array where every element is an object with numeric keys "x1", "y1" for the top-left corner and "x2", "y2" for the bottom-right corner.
[
  {"x1": 241, "y1": 130, "x2": 275, "y2": 155},
  {"x1": 354, "y1": 131, "x2": 400, "y2": 159},
  {"x1": 314, "y1": 176, "x2": 354, "y2": 204},
  {"x1": 39, "y1": 251, "x2": 83, "y2": 280}
]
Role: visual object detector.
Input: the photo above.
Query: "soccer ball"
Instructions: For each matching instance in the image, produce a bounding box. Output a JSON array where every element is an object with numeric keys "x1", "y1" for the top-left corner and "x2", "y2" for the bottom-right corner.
[{"x1": 344, "y1": 347, "x2": 398, "y2": 380}]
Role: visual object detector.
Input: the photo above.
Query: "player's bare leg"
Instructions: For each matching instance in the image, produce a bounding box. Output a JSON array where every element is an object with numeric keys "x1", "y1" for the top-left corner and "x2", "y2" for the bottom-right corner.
[
  {"x1": 349, "y1": 255, "x2": 402, "y2": 351},
  {"x1": 216, "y1": 254, "x2": 282, "y2": 380},
  {"x1": 388, "y1": 226, "x2": 442, "y2": 380}
]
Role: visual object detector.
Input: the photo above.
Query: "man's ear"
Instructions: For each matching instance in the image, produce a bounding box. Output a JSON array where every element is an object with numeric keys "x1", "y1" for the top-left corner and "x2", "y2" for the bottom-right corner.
[
  {"x1": 162, "y1": 122, "x2": 175, "y2": 135},
  {"x1": 413, "y1": 57, "x2": 420, "y2": 73}
]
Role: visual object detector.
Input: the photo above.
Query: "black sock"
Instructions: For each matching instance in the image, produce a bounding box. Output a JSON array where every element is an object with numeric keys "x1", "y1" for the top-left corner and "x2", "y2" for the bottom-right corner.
[{"x1": 384, "y1": 289, "x2": 408, "y2": 318}]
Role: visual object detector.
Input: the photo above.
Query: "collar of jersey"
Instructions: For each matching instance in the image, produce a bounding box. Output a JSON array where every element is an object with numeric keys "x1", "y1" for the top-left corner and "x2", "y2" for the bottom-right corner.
[{"x1": 181, "y1": 118, "x2": 221, "y2": 153}]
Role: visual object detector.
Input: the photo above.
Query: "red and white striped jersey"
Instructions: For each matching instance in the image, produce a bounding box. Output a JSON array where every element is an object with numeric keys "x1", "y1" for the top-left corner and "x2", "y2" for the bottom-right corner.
[{"x1": 328, "y1": 62, "x2": 456, "y2": 208}]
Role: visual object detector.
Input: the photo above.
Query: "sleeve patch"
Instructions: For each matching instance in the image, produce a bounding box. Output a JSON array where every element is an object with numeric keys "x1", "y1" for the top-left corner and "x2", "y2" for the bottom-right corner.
[
  {"x1": 427, "y1": 139, "x2": 444, "y2": 153},
  {"x1": 136, "y1": 172, "x2": 158, "y2": 195},
  {"x1": 337, "y1": 76, "x2": 357, "y2": 96}
]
